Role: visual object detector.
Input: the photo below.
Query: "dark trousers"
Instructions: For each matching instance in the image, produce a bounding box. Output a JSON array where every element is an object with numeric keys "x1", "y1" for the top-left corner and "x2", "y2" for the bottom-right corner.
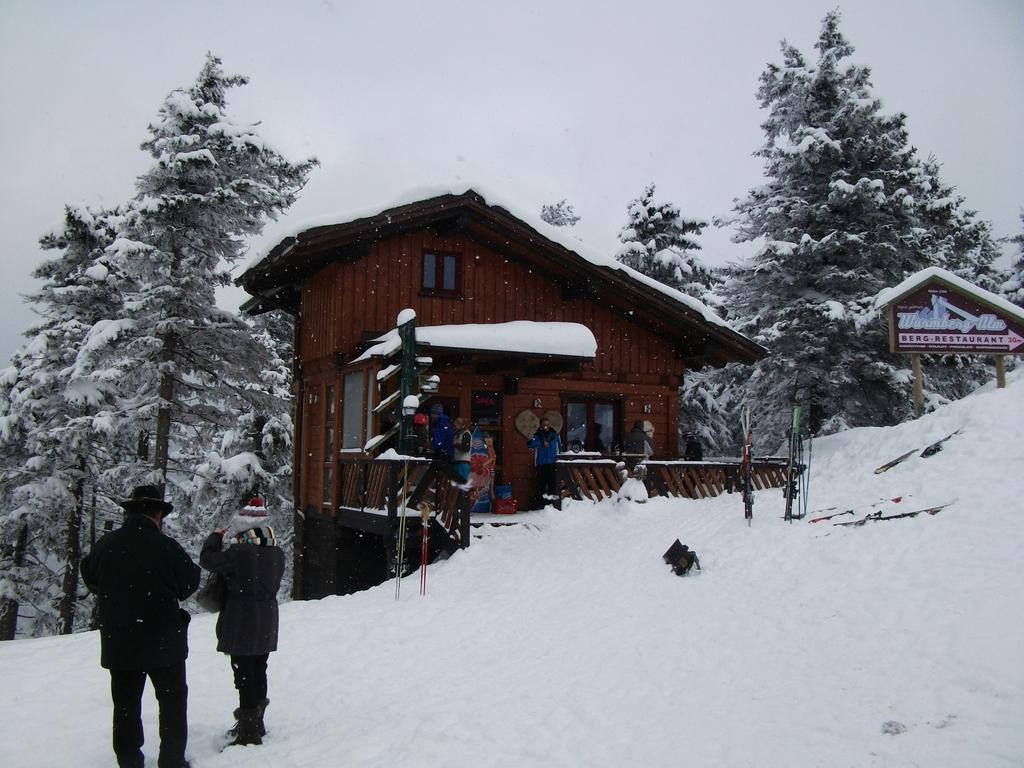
[
  {"x1": 535, "y1": 463, "x2": 557, "y2": 507},
  {"x1": 231, "y1": 653, "x2": 270, "y2": 709},
  {"x1": 109, "y1": 661, "x2": 187, "y2": 768}
]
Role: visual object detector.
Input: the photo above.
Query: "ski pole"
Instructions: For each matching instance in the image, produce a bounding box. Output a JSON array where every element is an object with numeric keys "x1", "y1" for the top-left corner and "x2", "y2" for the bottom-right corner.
[
  {"x1": 801, "y1": 431, "x2": 812, "y2": 520},
  {"x1": 395, "y1": 460, "x2": 409, "y2": 601},
  {"x1": 419, "y1": 501, "x2": 430, "y2": 596}
]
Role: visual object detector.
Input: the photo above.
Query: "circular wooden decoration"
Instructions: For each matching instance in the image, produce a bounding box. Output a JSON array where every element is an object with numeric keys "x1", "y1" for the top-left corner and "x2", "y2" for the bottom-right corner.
[
  {"x1": 515, "y1": 410, "x2": 540, "y2": 438},
  {"x1": 542, "y1": 410, "x2": 564, "y2": 433}
]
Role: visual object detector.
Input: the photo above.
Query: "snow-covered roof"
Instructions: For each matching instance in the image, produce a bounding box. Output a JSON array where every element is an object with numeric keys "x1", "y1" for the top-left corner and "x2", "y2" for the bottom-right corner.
[
  {"x1": 352, "y1": 321, "x2": 597, "y2": 364},
  {"x1": 875, "y1": 267, "x2": 1024, "y2": 323},
  {"x1": 246, "y1": 185, "x2": 732, "y2": 331},
  {"x1": 239, "y1": 187, "x2": 767, "y2": 366}
]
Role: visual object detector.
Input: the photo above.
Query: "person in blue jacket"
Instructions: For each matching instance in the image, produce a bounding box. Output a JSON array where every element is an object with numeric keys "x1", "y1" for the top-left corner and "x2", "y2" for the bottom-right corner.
[
  {"x1": 527, "y1": 417, "x2": 562, "y2": 508},
  {"x1": 429, "y1": 403, "x2": 454, "y2": 460}
]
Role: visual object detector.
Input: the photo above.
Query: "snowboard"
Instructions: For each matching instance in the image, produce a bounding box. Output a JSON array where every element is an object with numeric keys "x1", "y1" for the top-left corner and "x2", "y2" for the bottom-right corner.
[{"x1": 468, "y1": 426, "x2": 495, "y2": 513}]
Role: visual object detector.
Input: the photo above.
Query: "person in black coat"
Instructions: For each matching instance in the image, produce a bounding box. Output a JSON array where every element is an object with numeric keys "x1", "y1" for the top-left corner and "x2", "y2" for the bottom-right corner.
[
  {"x1": 623, "y1": 420, "x2": 654, "y2": 458},
  {"x1": 684, "y1": 432, "x2": 704, "y2": 462},
  {"x1": 80, "y1": 485, "x2": 201, "y2": 768},
  {"x1": 200, "y1": 497, "x2": 285, "y2": 747}
]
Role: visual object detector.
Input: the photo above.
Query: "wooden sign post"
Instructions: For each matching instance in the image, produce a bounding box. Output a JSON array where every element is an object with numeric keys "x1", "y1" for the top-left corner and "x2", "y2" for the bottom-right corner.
[
  {"x1": 911, "y1": 353, "x2": 924, "y2": 417},
  {"x1": 878, "y1": 268, "x2": 1024, "y2": 416}
]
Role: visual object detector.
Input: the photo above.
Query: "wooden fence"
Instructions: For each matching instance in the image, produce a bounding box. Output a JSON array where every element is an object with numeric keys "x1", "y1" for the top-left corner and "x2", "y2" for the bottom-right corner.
[{"x1": 557, "y1": 457, "x2": 791, "y2": 502}]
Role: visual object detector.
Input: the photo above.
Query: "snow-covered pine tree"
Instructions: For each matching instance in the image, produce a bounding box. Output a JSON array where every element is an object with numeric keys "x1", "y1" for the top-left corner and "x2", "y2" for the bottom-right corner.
[
  {"x1": 904, "y1": 155, "x2": 1005, "y2": 400},
  {"x1": 0, "y1": 205, "x2": 127, "y2": 637},
  {"x1": 677, "y1": 363, "x2": 745, "y2": 454},
  {"x1": 692, "y1": 12, "x2": 993, "y2": 452},
  {"x1": 187, "y1": 309, "x2": 295, "y2": 594},
  {"x1": 80, "y1": 54, "x2": 315, "y2": 515},
  {"x1": 540, "y1": 199, "x2": 580, "y2": 227},
  {"x1": 916, "y1": 156, "x2": 1002, "y2": 291},
  {"x1": 615, "y1": 183, "x2": 718, "y2": 304},
  {"x1": 1003, "y1": 211, "x2": 1024, "y2": 308}
]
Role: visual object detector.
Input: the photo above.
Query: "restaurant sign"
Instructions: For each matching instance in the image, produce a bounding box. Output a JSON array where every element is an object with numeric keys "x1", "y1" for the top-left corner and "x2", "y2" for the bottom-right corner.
[{"x1": 888, "y1": 281, "x2": 1024, "y2": 355}]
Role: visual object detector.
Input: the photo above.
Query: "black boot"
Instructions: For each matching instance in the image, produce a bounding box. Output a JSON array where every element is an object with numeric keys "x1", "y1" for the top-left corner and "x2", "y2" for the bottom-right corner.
[
  {"x1": 226, "y1": 698, "x2": 269, "y2": 740},
  {"x1": 228, "y1": 708, "x2": 262, "y2": 746},
  {"x1": 256, "y1": 697, "x2": 269, "y2": 737}
]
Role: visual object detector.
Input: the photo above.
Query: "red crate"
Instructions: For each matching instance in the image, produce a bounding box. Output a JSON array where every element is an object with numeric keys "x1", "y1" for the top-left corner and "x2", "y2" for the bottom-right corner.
[{"x1": 494, "y1": 498, "x2": 518, "y2": 515}]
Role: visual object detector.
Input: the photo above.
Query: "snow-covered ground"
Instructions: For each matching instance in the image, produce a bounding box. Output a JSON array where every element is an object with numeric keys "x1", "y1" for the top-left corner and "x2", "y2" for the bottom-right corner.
[{"x1": 2, "y1": 371, "x2": 1022, "y2": 767}]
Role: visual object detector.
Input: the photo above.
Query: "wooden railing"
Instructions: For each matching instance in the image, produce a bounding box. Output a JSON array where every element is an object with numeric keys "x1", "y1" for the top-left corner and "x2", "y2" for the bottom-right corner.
[
  {"x1": 556, "y1": 457, "x2": 792, "y2": 503},
  {"x1": 335, "y1": 457, "x2": 472, "y2": 551},
  {"x1": 556, "y1": 458, "x2": 623, "y2": 501}
]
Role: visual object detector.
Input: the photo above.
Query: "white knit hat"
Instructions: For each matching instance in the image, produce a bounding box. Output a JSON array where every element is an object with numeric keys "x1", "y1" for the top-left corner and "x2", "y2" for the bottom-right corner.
[{"x1": 229, "y1": 497, "x2": 270, "y2": 538}]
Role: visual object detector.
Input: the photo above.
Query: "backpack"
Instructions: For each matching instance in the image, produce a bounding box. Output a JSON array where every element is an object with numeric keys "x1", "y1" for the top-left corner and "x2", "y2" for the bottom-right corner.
[{"x1": 662, "y1": 538, "x2": 701, "y2": 576}]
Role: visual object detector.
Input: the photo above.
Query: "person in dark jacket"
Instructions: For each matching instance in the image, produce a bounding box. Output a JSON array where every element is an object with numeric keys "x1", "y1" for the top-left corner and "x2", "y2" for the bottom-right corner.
[
  {"x1": 80, "y1": 484, "x2": 201, "y2": 768},
  {"x1": 527, "y1": 417, "x2": 563, "y2": 508},
  {"x1": 200, "y1": 497, "x2": 285, "y2": 747},
  {"x1": 684, "y1": 432, "x2": 704, "y2": 461},
  {"x1": 623, "y1": 420, "x2": 655, "y2": 458}
]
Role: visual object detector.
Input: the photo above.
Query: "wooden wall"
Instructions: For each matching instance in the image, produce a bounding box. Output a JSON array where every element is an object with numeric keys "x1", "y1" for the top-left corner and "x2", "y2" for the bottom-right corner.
[
  {"x1": 300, "y1": 230, "x2": 683, "y2": 380},
  {"x1": 296, "y1": 229, "x2": 691, "y2": 511}
]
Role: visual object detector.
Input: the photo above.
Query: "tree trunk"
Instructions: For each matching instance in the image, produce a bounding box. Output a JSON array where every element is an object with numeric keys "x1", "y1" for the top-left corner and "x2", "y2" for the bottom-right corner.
[
  {"x1": 0, "y1": 521, "x2": 30, "y2": 640},
  {"x1": 153, "y1": 333, "x2": 178, "y2": 490},
  {"x1": 57, "y1": 461, "x2": 86, "y2": 634}
]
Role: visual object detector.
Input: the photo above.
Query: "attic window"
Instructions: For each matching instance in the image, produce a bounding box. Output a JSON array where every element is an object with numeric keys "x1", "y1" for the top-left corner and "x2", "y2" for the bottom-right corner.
[{"x1": 422, "y1": 250, "x2": 461, "y2": 296}]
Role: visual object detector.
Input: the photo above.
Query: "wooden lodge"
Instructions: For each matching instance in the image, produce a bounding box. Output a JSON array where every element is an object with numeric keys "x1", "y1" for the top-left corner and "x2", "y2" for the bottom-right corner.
[{"x1": 238, "y1": 189, "x2": 767, "y2": 598}]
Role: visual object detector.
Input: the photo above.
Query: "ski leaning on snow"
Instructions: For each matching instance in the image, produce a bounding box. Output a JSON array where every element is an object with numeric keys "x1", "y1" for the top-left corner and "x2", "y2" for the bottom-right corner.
[
  {"x1": 920, "y1": 428, "x2": 964, "y2": 458},
  {"x1": 808, "y1": 495, "x2": 912, "y2": 523},
  {"x1": 833, "y1": 501, "x2": 955, "y2": 527},
  {"x1": 873, "y1": 449, "x2": 917, "y2": 474},
  {"x1": 784, "y1": 400, "x2": 801, "y2": 521},
  {"x1": 873, "y1": 430, "x2": 964, "y2": 473},
  {"x1": 739, "y1": 406, "x2": 753, "y2": 526}
]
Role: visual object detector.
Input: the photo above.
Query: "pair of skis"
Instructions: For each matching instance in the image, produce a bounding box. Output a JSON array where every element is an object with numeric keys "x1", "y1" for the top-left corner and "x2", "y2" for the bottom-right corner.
[
  {"x1": 740, "y1": 406, "x2": 753, "y2": 526},
  {"x1": 784, "y1": 398, "x2": 811, "y2": 521},
  {"x1": 833, "y1": 500, "x2": 954, "y2": 527},
  {"x1": 873, "y1": 430, "x2": 963, "y2": 474},
  {"x1": 808, "y1": 495, "x2": 910, "y2": 523}
]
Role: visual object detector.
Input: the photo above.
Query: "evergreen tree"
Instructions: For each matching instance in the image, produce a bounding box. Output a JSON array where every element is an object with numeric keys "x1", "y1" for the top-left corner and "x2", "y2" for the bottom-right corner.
[
  {"x1": 0, "y1": 55, "x2": 312, "y2": 638},
  {"x1": 0, "y1": 205, "x2": 126, "y2": 636},
  {"x1": 187, "y1": 310, "x2": 295, "y2": 594},
  {"x1": 540, "y1": 199, "x2": 580, "y2": 227},
  {"x1": 909, "y1": 156, "x2": 1005, "y2": 399},
  {"x1": 677, "y1": 364, "x2": 745, "y2": 454},
  {"x1": 80, "y1": 54, "x2": 315, "y2": 499},
  {"x1": 916, "y1": 156, "x2": 1002, "y2": 291},
  {"x1": 687, "y1": 12, "x2": 995, "y2": 452},
  {"x1": 615, "y1": 183, "x2": 717, "y2": 304},
  {"x1": 1003, "y1": 211, "x2": 1024, "y2": 307}
]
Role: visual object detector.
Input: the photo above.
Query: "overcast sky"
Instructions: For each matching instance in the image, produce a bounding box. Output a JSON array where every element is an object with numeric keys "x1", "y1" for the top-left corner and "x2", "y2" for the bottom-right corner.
[{"x1": 1, "y1": 0, "x2": 1022, "y2": 366}]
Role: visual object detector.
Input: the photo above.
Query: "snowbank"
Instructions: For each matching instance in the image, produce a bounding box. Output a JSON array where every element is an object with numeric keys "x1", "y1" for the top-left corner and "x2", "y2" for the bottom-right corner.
[{"x1": 0, "y1": 372, "x2": 1021, "y2": 767}]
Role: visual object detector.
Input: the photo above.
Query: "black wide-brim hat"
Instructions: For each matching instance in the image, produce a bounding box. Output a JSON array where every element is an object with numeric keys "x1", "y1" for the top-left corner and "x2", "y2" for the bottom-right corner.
[{"x1": 120, "y1": 484, "x2": 174, "y2": 516}]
